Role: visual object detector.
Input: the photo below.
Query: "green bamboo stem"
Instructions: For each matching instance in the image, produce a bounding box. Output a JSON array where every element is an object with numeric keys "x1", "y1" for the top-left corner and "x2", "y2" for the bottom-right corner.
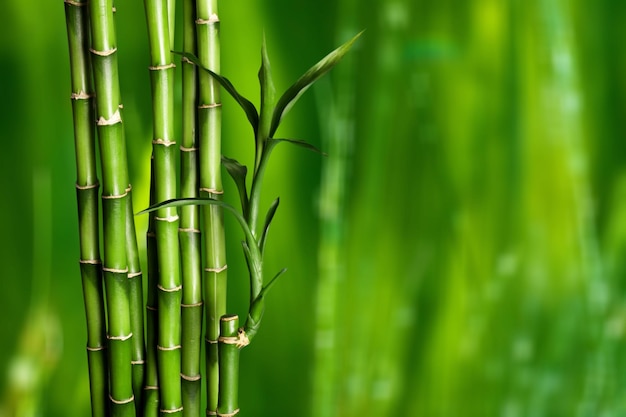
[
  {"x1": 180, "y1": 0, "x2": 203, "y2": 415},
  {"x1": 217, "y1": 315, "x2": 241, "y2": 417},
  {"x1": 144, "y1": 161, "x2": 160, "y2": 417},
  {"x1": 88, "y1": 0, "x2": 135, "y2": 416},
  {"x1": 143, "y1": 0, "x2": 182, "y2": 415},
  {"x1": 125, "y1": 184, "x2": 146, "y2": 415},
  {"x1": 64, "y1": 2, "x2": 108, "y2": 416},
  {"x1": 195, "y1": 0, "x2": 226, "y2": 412}
]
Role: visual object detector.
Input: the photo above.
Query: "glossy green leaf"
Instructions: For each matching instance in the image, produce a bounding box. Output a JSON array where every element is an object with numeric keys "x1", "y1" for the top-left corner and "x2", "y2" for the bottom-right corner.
[
  {"x1": 258, "y1": 33, "x2": 276, "y2": 143},
  {"x1": 269, "y1": 31, "x2": 363, "y2": 137},
  {"x1": 259, "y1": 268, "x2": 287, "y2": 298},
  {"x1": 269, "y1": 138, "x2": 327, "y2": 156},
  {"x1": 222, "y1": 155, "x2": 249, "y2": 216},
  {"x1": 138, "y1": 198, "x2": 254, "y2": 249},
  {"x1": 259, "y1": 197, "x2": 279, "y2": 256},
  {"x1": 174, "y1": 51, "x2": 260, "y2": 134}
]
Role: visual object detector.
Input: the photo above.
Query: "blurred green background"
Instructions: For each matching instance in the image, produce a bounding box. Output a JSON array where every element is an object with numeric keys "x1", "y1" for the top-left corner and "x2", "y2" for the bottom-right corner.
[{"x1": 2, "y1": 0, "x2": 626, "y2": 416}]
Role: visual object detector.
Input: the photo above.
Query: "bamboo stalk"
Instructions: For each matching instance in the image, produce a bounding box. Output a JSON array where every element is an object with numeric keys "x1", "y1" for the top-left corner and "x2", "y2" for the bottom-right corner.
[
  {"x1": 144, "y1": 161, "x2": 160, "y2": 417},
  {"x1": 125, "y1": 184, "x2": 145, "y2": 416},
  {"x1": 180, "y1": 0, "x2": 203, "y2": 415},
  {"x1": 195, "y1": 0, "x2": 226, "y2": 412},
  {"x1": 63, "y1": 2, "x2": 108, "y2": 416},
  {"x1": 143, "y1": 0, "x2": 183, "y2": 415},
  {"x1": 88, "y1": 0, "x2": 135, "y2": 416},
  {"x1": 217, "y1": 315, "x2": 241, "y2": 417}
]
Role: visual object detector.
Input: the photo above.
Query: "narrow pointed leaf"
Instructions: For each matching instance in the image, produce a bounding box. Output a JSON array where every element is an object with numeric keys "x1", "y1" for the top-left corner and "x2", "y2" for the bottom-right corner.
[
  {"x1": 270, "y1": 138, "x2": 327, "y2": 156},
  {"x1": 259, "y1": 268, "x2": 287, "y2": 299},
  {"x1": 174, "y1": 51, "x2": 259, "y2": 133},
  {"x1": 269, "y1": 31, "x2": 363, "y2": 137},
  {"x1": 258, "y1": 34, "x2": 276, "y2": 142},
  {"x1": 259, "y1": 197, "x2": 279, "y2": 255},
  {"x1": 222, "y1": 155, "x2": 249, "y2": 216},
  {"x1": 138, "y1": 198, "x2": 254, "y2": 249}
]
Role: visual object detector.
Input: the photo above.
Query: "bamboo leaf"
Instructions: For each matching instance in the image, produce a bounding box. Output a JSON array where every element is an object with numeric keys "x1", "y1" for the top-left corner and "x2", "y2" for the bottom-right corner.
[
  {"x1": 270, "y1": 138, "x2": 327, "y2": 156},
  {"x1": 259, "y1": 197, "x2": 280, "y2": 255},
  {"x1": 258, "y1": 33, "x2": 276, "y2": 142},
  {"x1": 174, "y1": 51, "x2": 260, "y2": 133},
  {"x1": 222, "y1": 155, "x2": 249, "y2": 216},
  {"x1": 269, "y1": 31, "x2": 363, "y2": 137},
  {"x1": 259, "y1": 268, "x2": 287, "y2": 298},
  {"x1": 138, "y1": 198, "x2": 254, "y2": 248}
]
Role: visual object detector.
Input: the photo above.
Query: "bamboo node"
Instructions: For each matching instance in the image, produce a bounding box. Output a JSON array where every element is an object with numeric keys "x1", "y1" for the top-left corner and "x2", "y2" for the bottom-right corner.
[
  {"x1": 181, "y1": 56, "x2": 194, "y2": 65},
  {"x1": 181, "y1": 301, "x2": 203, "y2": 308},
  {"x1": 179, "y1": 227, "x2": 200, "y2": 234},
  {"x1": 195, "y1": 14, "x2": 219, "y2": 24},
  {"x1": 146, "y1": 305, "x2": 158, "y2": 311},
  {"x1": 131, "y1": 359, "x2": 145, "y2": 365},
  {"x1": 218, "y1": 328, "x2": 249, "y2": 349},
  {"x1": 101, "y1": 190, "x2": 128, "y2": 199},
  {"x1": 207, "y1": 411, "x2": 217, "y2": 416},
  {"x1": 217, "y1": 409, "x2": 240, "y2": 417},
  {"x1": 110, "y1": 395, "x2": 134, "y2": 405},
  {"x1": 152, "y1": 138, "x2": 177, "y2": 147},
  {"x1": 90, "y1": 47, "x2": 117, "y2": 57},
  {"x1": 79, "y1": 259, "x2": 101, "y2": 265},
  {"x1": 125, "y1": 184, "x2": 132, "y2": 192},
  {"x1": 205, "y1": 337, "x2": 218, "y2": 345},
  {"x1": 204, "y1": 264, "x2": 228, "y2": 273},
  {"x1": 179, "y1": 145, "x2": 198, "y2": 152},
  {"x1": 149, "y1": 63, "x2": 176, "y2": 71},
  {"x1": 157, "y1": 284, "x2": 182, "y2": 292},
  {"x1": 71, "y1": 91, "x2": 93, "y2": 100},
  {"x1": 102, "y1": 266, "x2": 129, "y2": 274},
  {"x1": 198, "y1": 103, "x2": 222, "y2": 109},
  {"x1": 199, "y1": 187, "x2": 224, "y2": 195},
  {"x1": 97, "y1": 109, "x2": 122, "y2": 126},
  {"x1": 157, "y1": 344, "x2": 182, "y2": 351},
  {"x1": 64, "y1": 0, "x2": 87, "y2": 6},
  {"x1": 107, "y1": 333, "x2": 133, "y2": 341},
  {"x1": 128, "y1": 271, "x2": 142, "y2": 279},
  {"x1": 161, "y1": 407, "x2": 184, "y2": 414},
  {"x1": 144, "y1": 385, "x2": 158, "y2": 391},
  {"x1": 86, "y1": 345, "x2": 106, "y2": 352},
  {"x1": 155, "y1": 215, "x2": 179, "y2": 222},
  {"x1": 181, "y1": 373, "x2": 201, "y2": 381},
  {"x1": 75, "y1": 182, "x2": 99, "y2": 190}
]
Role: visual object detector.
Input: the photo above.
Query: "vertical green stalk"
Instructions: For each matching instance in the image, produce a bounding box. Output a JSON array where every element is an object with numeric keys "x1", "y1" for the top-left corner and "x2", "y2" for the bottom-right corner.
[
  {"x1": 144, "y1": 162, "x2": 160, "y2": 417},
  {"x1": 180, "y1": 0, "x2": 203, "y2": 416},
  {"x1": 64, "y1": 2, "x2": 108, "y2": 416},
  {"x1": 143, "y1": 0, "x2": 182, "y2": 415},
  {"x1": 88, "y1": 0, "x2": 135, "y2": 415},
  {"x1": 217, "y1": 315, "x2": 241, "y2": 417},
  {"x1": 125, "y1": 184, "x2": 145, "y2": 416},
  {"x1": 195, "y1": 0, "x2": 226, "y2": 413}
]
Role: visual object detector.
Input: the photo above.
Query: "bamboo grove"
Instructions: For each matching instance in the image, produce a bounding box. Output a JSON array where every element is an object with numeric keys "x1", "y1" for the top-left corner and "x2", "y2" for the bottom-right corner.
[{"x1": 63, "y1": 0, "x2": 360, "y2": 416}]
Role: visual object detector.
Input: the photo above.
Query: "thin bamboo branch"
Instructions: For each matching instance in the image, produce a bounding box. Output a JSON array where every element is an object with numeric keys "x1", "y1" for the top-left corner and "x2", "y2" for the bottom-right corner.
[
  {"x1": 195, "y1": 0, "x2": 226, "y2": 412},
  {"x1": 88, "y1": 0, "x2": 135, "y2": 415},
  {"x1": 143, "y1": 0, "x2": 182, "y2": 415},
  {"x1": 64, "y1": 2, "x2": 108, "y2": 416}
]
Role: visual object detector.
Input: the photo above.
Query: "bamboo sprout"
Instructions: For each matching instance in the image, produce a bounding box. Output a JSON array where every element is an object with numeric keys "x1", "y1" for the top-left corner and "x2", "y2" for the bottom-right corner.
[
  {"x1": 180, "y1": 0, "x2": 203, "y2": 416},
  {"x1": 217, "y1": 315, "x2": 241, "y2": 417},
  {"x1": 143, "y1": 0, "x2": 182, "y2": 414},
  {"x1": 64, "y1": 1, "x2": 108, "y2": 416},
  {"x1": 195, "y1": 0, "x2": 226, "y2": 412},
  {"x1": 88, "y1": 0, "x2": 135, "y2": 415}
]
